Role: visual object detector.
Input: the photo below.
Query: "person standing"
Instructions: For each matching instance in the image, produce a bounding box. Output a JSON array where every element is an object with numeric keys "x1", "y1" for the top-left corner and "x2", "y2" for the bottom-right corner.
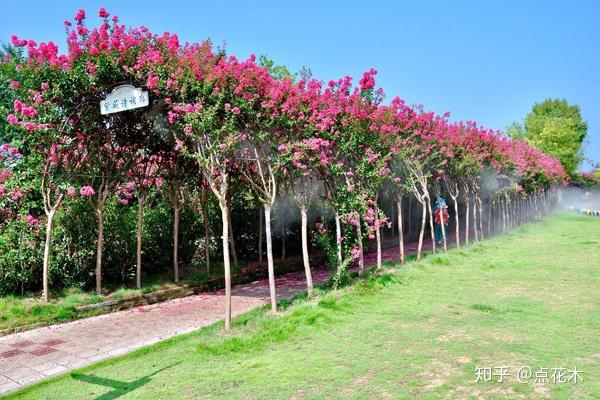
[{"x1": 433, "y1": 196, "x2": 449, "y2": 245}]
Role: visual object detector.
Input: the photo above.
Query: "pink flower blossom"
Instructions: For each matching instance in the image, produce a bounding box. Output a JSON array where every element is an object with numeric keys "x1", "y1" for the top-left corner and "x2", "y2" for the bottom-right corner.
[
  {"x1": 98, "y1": 7, "x2": 110, "y2": 18},
  {"x1": 26, "y1": 215, "x2": 39, "y2": 225},
  {"x1": 11, "y1": 189, "x2": 23, "y2": 201},
  {"x1": 79, "y1": 186, "x2": 95, "y2": 197},
  {"x1": 7, "y1": 114, "x2": 19, "y2": 125},
  {"x1": 74, "y1": 9, "x2": 86, "y2": 25},
  {"x1": 67, "y1": 187, "x2": 76, "y2": 196}
]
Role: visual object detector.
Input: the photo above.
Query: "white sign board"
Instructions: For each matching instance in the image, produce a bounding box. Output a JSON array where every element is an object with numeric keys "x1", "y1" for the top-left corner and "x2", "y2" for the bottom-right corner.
[{"x1": 100, "y1": 85, "x2": 149, "y2": 115}]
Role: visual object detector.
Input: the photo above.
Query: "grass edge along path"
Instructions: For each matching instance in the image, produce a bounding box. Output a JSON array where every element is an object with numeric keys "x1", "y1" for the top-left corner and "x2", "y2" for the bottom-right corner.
[{"x1": 4, "y1": 212, "x2": 600, "y2": 399}]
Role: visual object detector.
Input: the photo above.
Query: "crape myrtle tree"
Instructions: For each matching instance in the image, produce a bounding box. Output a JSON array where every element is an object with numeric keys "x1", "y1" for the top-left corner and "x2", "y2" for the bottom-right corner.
[
  {"x1": 6, "y1": 9, "x2": 185, "y2": 295},
  {"x1": 277, "y1": 77, "x2": 348, "y2": 283},
  {"x1": 171, "y1": 47, "x2": 282, "y2": 330},
  {"x1": 0, "y1": 8, "x2": 571, "y2": 316},
  {"x1": 280, "y1": 71, "x2": 389, "y2": 283},
  {"x1": 392, "y1": 109, "x2": 447, "y2": 260},
  {"x1": 5, "y1": 32, "x2": 92, "y2": 301},
  {"x1": 381, "y1": 96, "x2": 422, "y2": 263},
  {"x1": 236, "y1": 68, "x2": 297, "y2": 314}
]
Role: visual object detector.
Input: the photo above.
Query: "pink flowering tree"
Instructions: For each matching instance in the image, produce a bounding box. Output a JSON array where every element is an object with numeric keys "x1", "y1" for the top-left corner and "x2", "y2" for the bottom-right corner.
[
  {"x1": 7, "y1": 9, "x2": 183, "y2": 294},
  {"x1": 3, "y1": 38, "x2": 90, "y2": 301},
  {"x1": 170, "y1": 46, "x2": 255, "y2": 331}
]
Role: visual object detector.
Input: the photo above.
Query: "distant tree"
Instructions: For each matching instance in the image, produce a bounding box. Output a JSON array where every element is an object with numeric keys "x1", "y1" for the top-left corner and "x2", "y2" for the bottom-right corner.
[
  {"x1": 505, "y1": 122, "x2": 526, "y2": 140},
  {"x1": 258, "y1": 55, "x2": 295, "y2": 81},
  {"x1": 524, "y1": 99, "x2": 587, "y2": 176}
]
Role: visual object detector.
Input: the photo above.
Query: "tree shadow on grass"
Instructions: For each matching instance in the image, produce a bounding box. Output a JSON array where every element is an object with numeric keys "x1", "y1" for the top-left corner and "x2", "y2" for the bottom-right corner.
[{"x1": 71, "y1": 363, "x2": 180, "y2": 400}]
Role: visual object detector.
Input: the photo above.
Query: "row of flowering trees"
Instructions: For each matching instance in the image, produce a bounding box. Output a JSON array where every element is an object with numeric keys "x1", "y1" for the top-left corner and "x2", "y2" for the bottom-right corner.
[{"x1": 0, "y1": 9, "x2": 566, "y2": 330}]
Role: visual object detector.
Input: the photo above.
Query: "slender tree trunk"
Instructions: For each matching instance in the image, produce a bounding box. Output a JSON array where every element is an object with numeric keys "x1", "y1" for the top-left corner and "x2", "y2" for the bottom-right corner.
[
  {"x1": 258, "y1": 206, "x2": 263, "y2": 263},
  {"x1": 375, "y1": 222, "x2": 382, "y2": 270},
  {"x1": 335, "y1": 209, "x2": 342, "y2": 267},
  {"x1": 473, "y1": 195, "x2": 479, "y2": 242},
  {"x1": 264, "y1": 204, "x2": 277, "y2": 313},
  {"x1": 173, "y1": 204, "x2": 180, "y2": 283},
  {"x1": 136, "y1": 195, "x2": 145, "y2": 289},
  {"x1": 487, "y1": 198, "x2": 493, "y2": 236},
  {"x1": 356, "y1": 217, "x2": 365, "y2": 277},
  {"x1": 417, "y1": 198, "x2": 426, "y2": 260},
  {"x1": 219, "y1": 202, "x2": 232, "y2": 332},
  {"x1": 464, "y1": 195, "x2": 470, "y2": 246},
  {"x1": 450, "y1": 194, "x2": 460, "y2": 250},
  {"x1": 300, "y1": 206, "x2": 313, "y2": 297},
  {"x1": 42, "y1": 208, "x2": 57, "y2": 302},
  {"x1": 397, "y1": 195, "x2": 405, "y2": 263},
  {"x1": 477, "y1": 193, "x2": 484, "y2": 240},
  {"x1": 95, "y1": 206, "x2": 105, "y2": 295},
  {"x1": 426, "y1": 192, "x2": 436, "y2": 254}
]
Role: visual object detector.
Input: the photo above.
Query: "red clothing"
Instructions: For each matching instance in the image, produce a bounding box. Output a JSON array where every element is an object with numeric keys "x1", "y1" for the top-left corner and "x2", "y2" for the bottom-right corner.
[{"x1": 434, "y1": 208, "x2": 449, "y2": 225}]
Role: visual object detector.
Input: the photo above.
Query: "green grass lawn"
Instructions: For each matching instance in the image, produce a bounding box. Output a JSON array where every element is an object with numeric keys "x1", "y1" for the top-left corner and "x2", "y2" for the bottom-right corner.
[{"x1": 5, "y1": 213, "x2": 600, "y2": 399}]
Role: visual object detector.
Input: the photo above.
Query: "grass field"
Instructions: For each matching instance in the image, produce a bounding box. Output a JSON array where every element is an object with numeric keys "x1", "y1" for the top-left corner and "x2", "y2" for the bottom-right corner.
[{"x1": 5, "y1": 213, "x2": 600, "y2": 399}]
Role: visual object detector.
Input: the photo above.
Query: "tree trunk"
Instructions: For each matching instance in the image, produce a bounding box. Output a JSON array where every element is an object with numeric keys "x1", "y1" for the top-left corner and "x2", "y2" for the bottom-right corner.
[
  {"x1": 264, "y1": 204, "x2": 277, "y2": 313},
  {"x1": 425, "y1": 192, "x2": 436, "y2": 254},
  {"x1": 300, "y1": 206, "x2": 314, "y2": 297},
  {"x1": 417, "y1": 198, "x2": 426, "y2": 260},
  {"x1": 397, "y1": 196, "x2": 405, "y2": 263},
  {"x1": 473, "y1": 196, "x2": 479, "y2": 242},
  {"x1": 356, "y1": 217, "x2": 365, "y2": 277},
  {"x1": 477, "y1": 193, "x2": 484, "y2": 241},
  {"x1": 464, "y1": 195, "x2": 470, "y2": 246},
  {"x1": 450, "y1": 194, "x2": 460, "y2": 250},
  {"x1": 173, "y1": 204, "x2": 180, "y2": 283},
  {"x1": 136, "y1": 195, "x2": 144, "y2": 289},
  {"x1": 42, "y1": 208, "x2": 57, "y2": 302},
  {"x1": 375, "y1": 222, "x2": 382, "y2": 270},
  {"x1": 487, "y1": 198, "x2": 493, "y2": 236},
  {"x1": 258, "y1": 206, "x2": 263, "y2": 264},
  {"x1": 335, "y1": 209, "x2": 342, "y2": 267},
  {"x1": 95, "y1": 207, "x2": 105, "y2": 295},
  {"x1": 219, "y1": 202, "x2": 232, "y2": 332},
  {"x1": 504, "y1": 196, "x2": 509, "y2": 231}
]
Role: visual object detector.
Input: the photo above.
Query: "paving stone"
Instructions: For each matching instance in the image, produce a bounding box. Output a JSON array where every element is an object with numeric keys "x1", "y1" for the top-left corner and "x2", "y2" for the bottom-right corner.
[
  {"x1": 0, "y1": 380, "x2": 21, "y2": 395},
  {"x1": 9, "y1": 340, "x2": 35, "y2": 348}
]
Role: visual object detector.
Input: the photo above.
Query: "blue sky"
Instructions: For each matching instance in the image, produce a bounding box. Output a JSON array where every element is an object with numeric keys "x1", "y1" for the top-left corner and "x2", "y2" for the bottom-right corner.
[{"x1": 2, "y1": 1, "x2": 599, "y2": 170}]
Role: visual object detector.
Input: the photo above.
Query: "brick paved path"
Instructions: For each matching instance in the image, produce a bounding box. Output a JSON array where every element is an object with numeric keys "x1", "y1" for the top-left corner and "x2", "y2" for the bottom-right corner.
[
  {"x1": 0, "y1": 269, "x2": 330, "y2": 395},
  {"x1": 0, "y1": 233, "x2": 450, "y2": 395}
]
